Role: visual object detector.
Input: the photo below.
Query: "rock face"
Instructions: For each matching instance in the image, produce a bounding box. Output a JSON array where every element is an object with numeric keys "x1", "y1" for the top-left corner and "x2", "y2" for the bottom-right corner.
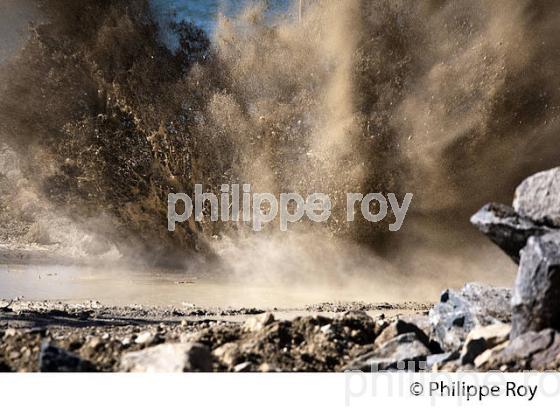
[
  {"x1": 120, "y1": 343, "x2": 212, "y2": 372},
  {"x1": 429, "y1": 283, "x2": 511, "y2": 351},
  {"x1": 514, "y1": 167, "x2": 560, "y2": 227},
  {"x1": 511, "y1": 233, "x2": 560, "y2": 338},
  {"x1": 470, "y1": 203, "x2": 551, "y2": 263}
]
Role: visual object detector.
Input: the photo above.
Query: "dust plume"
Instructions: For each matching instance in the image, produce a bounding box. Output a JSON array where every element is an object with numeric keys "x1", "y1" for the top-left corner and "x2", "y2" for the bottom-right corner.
[{"x1": 1, "y1": 0, "x2": 560, "y2": 299}]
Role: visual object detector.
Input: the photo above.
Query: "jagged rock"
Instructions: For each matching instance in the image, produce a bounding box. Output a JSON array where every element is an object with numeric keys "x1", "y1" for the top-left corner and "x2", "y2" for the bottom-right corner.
[
  {"x1": 460, "y1": 323, "x2": 511, "y2": 364},
  {"x1": 242, "y1": 312, "x2": 275, "y2": 332},
  {"x1": 429, "y1": 283, "x2": 512, "y2": 351},
  {"x1": 514, "y1": 167, "x2": 560, "y2": 227},
  {"x1": 39, "y1": 342, "x2": 96, "y2": 372},
  {"x1": 470, "y1": 203, "x2": 551, "y2": 263},
  {"x1": 511, "y1": 233, "x2": 560, "y2": 338},
  {"x1": 345, "y1": 333, "x2": 431, "y2": 371},
  {"x1": 120, "y1": 343, "x2": 212, "y2": 372},
  {"x1": 477, "y1": 329, "x2": 560, "y2": 371}
]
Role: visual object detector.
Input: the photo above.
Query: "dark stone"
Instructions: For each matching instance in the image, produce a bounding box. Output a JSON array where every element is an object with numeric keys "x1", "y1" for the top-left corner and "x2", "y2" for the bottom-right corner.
[
  {"x1": 470, "y1": 203, "x2": 551, "y2": 263},
  {"x1": 0, "y1": 360, "x2": 12, "y2": 372},
  {"x1": 39, "y1": 341, "x2": 97, "y2": 372},
  {"x1": 511, "y1": 233, "x2": 560, "y2": 339},
  {"x1": 429, "y1": 283, "x2": 512, "y2": 351}
]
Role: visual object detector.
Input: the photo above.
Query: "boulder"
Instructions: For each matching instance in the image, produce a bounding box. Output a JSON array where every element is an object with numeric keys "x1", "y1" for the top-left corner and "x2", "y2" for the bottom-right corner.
[
  {"x1": 429, "y1": 283, "x2": 512, "y2": 351},
  {"x1": 374, "y1": 318, "x2": 441, "y2": 353},
  {"x1": 345, "y1": 333, "x2": 431, "y2": 371},
  {"x1": 460, "y1": 323, "x2": 511, "y2": 364},
  {"x1": 511, "y1": 233, "x2": 560, "y2": 338},
  {"x1": 514, "y1": 167, "x2": 560, "y2": 227},
  {"x1": 470, "y1": 203, "x2": 551, "y2": 263},
  {"x1": 39, "y1": 342, "x2": 96, "y2": 372},
  {"x1": 120, "y1": 342, "x2": 212, "y2": 372}
]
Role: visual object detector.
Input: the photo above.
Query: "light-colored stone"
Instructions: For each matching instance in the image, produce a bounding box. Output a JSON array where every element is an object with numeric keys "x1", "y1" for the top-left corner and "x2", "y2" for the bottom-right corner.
[
  {"x1": 135, "y1": 331, "x2": 154, "y2": 345},
  {"x1": 514, "y1": 167, "x2": 560, "y2": 227},
  {"x1": 460, "y1": 323, "x2": 511, "y2": 364},
  {"x1": 243, "y1": 312, "x2": 275, "y2": 332},
  {"x1": 120, "y1": 343, "x2": 212, "y2": 372},
  {"x1": 212, "y1": 342, "x2": 242, "y2": 367}
]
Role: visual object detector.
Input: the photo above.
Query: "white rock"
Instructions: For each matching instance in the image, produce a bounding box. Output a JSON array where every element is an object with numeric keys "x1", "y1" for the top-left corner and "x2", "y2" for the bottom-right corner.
[
  {"x1": 243, "y1": 312, "x2": 275, "y2": 332},
  {"x1": 135, "y1": 331, "x2": 154, "y2": 345},
  {"x1": 120, "y1": 343, "x2": 212, "y2": 372}
]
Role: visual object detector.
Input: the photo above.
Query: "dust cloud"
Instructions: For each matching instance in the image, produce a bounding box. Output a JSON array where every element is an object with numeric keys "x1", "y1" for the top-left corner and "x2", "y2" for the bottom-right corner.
[{"x1": 2, "y1": 0, "x2": 559, "y2": 302}]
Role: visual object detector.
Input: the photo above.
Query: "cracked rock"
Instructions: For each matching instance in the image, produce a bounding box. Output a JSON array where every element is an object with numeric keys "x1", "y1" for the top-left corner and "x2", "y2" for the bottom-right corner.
[{"x1": 511, "y1": 233, "x2": 560, "y2": 338}]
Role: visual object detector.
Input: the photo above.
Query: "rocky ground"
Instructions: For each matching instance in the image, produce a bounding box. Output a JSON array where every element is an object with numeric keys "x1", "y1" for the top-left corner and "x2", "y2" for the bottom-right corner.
[
  {"x1": 0, "y1": 280, "x2": 557, "y2": 373},
  {"x1": 3, "y1": 167, "x2": 560, "y2": 372},
  {"x1": 0, "y1": 299, "x2": 431, "y2": 372}
]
